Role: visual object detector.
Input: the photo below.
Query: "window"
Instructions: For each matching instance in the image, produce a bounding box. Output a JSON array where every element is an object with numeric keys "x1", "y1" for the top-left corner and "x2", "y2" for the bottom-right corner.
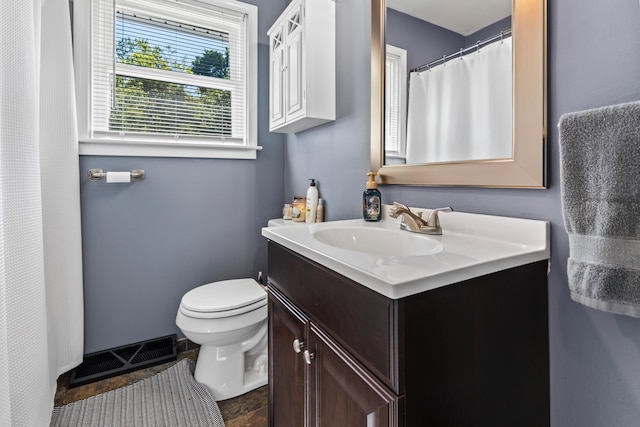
[
  {"x1": 74, "y1": 0, "x2": 258, "y2": 159},
  {"x1": 385, "y1": 45, "x2": 407, "y2": 162}
]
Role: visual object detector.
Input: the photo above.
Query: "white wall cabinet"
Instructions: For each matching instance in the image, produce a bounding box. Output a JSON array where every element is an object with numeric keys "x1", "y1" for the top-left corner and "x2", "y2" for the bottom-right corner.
[{"x1": 267, "y1": 0, "x2": 335, "y2": 133}]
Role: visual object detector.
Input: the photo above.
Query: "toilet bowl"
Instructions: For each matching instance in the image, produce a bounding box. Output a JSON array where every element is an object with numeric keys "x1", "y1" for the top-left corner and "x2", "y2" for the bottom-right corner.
[{"x1": 176, "y1": 278, "x2": 268, "y2": 400}]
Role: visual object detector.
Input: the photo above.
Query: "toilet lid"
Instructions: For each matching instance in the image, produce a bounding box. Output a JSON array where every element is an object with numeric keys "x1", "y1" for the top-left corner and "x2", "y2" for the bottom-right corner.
[{"x1": 181, "y1": 278, "x2": 266, "y2": 313}]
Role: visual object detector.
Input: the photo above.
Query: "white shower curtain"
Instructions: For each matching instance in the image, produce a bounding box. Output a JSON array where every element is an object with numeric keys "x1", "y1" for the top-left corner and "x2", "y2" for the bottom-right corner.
[
  {"x1": 406, "y1": 37, "x2": 512, "y2": 164},
  {"x1": 0, "y1": 0, "x2": 84, "y2": 426}
]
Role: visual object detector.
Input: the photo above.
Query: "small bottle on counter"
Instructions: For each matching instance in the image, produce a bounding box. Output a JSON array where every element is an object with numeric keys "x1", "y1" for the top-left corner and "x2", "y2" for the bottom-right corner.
[
  {"x1": 292, "y1": 196, "x2": 306, "y2": 222},
  {"x1": 283, "y1": 203, "x2": 293, "y2": 220},
  {"x1": 363, "y1": 172, "x2": 381, "y2": 222},
  {"x1": 305, "y1": 179, "x2": 319, "y2": 223},
  {"x1": 316, "y1": 198, "x2": 324, "y2": 222}
]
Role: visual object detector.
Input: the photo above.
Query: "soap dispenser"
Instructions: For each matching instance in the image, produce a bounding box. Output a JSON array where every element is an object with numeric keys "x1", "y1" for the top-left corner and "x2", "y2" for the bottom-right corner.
[{"x1": 363, "y1": 172, "x2": 381, "y2": 222}]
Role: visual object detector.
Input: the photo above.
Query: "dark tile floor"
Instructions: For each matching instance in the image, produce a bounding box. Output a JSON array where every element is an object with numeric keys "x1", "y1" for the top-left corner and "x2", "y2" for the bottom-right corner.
[{"x1": 54, "y1": 349, "x2": 268, "y2": 426}]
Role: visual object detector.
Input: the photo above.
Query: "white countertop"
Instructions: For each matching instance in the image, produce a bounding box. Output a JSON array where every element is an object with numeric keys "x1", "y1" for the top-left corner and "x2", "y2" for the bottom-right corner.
[{"x1": 262, "y1": 208, "x2": 550, "y2": 299}]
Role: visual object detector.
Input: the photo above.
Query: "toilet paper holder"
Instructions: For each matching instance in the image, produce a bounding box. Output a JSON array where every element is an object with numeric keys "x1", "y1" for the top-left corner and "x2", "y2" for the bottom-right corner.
[{"x1": 88, "y1": 168, "x2": 145, "y2": 182}]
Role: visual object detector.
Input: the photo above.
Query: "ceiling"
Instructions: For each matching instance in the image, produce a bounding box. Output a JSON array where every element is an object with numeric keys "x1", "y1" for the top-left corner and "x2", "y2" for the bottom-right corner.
[{"x1": 386, "y1": 0, "x2": 512, "y2": 36}]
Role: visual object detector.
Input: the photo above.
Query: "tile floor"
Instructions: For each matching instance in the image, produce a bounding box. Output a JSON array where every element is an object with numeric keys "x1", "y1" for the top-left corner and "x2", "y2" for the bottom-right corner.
[{"x1": 54, "y1": 349, "x2": 268, "y2": 427}]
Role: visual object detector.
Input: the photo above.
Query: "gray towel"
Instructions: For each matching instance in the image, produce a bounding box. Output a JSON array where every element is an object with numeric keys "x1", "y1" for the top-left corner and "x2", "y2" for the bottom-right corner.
[{"x1": 559, "y1": 100, "x2": 640, "y2": 317}]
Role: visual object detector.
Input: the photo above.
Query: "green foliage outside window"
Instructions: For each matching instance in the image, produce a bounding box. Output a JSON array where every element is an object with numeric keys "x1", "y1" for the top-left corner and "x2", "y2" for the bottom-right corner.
[{"x1": 110, "y1": 37, "x2": 232, "y2": 136}]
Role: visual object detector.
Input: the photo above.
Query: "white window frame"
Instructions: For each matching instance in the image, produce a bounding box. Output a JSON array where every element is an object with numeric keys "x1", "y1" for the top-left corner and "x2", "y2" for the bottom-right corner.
[
  {"x1": 74, "y1": 0, "x2": 260, "y2": 159},
  {"x1": 385, "y1": 44, "x2": 407, "y2": 162}
]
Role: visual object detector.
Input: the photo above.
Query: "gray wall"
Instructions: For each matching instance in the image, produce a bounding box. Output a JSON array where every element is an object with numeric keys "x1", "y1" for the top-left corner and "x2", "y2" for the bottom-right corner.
[
  {"x1": 284, "y1": 0, "x2": 373, "y2": 220},
  {"x1": 386, "y1": 8, "x2": 463, "y2": 71},
  {"x1": 79, "y1": 0, "x2": 287, "y2": 353},
  {"x1": 386, "y1": 11, "x2": 511, "y2": 71},
  {"x1": 286, "y1": 0, "x2": 640, "y2": 425},
  {"x1": 465, "y1": 16, "x2": 511, "y2": 47}
]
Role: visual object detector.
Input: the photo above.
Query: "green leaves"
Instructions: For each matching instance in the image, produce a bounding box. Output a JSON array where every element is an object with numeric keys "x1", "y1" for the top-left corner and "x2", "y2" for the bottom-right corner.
[
  {"x1": 191, "y1": 48, "x2": 229, "y2": 79},
  {"x1": 111, "y1": 38, "x2": 232, "y2": 137}
]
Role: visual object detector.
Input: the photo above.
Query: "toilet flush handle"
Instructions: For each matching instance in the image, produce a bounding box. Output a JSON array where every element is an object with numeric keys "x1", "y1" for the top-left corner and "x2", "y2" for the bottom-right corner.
[{"x1": 293, "y1": 338, "x2": 304, "y2": 353}]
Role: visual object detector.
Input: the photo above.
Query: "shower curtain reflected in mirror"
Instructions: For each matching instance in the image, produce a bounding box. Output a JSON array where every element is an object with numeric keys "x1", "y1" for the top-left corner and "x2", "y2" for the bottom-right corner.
[{"x1": 406, "y1": 37, "x2": 512, "y2": 164}]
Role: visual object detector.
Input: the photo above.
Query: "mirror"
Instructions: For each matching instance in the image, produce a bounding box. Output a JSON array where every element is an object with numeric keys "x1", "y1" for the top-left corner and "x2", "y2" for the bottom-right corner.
[{"x1": 371, "y1": 0, "x2": 547, "y2": 188}]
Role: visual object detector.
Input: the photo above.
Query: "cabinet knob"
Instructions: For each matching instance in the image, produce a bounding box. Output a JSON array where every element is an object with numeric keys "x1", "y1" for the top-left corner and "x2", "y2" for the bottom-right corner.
[
  {"x1": 293, "y1": 338, "x2": 304, "y2": 353},
  {"x1": 303, "y1": 349, "x2": 315, "y2": 365}
]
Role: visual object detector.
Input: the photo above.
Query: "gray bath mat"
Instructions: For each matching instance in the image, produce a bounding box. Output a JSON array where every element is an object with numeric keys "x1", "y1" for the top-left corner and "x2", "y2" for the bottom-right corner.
[{"x1": 50, "y1": 359, "x2": 225, "y2": 427}]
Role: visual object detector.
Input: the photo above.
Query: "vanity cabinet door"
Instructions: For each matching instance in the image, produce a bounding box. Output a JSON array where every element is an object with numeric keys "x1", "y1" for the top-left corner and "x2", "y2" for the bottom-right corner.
[
  {"x1": 268, "y1": 288, "x2": 307, "y2": 427},
  {"x1": 307, "y1": 323, "x2": 402, "y2": 427}
]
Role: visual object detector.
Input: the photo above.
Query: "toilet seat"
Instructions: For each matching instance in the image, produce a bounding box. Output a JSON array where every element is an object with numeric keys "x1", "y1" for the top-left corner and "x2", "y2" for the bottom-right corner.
[
  {"x1": 179, "y1": 299, "x2": 267, "y2": 319},
  {"x1": 180, "y1": 278, "x2": 266, "y2": 319}
]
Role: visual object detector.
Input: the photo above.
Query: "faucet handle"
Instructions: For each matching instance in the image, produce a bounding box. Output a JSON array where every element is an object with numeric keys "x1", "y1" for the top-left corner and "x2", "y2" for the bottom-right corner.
[
  {"x1": 392, "y1": 201, "x2": 410, "y2": 210},
  {"x1": 426, "y1": 207, "x2": 453, "y2": 227}
]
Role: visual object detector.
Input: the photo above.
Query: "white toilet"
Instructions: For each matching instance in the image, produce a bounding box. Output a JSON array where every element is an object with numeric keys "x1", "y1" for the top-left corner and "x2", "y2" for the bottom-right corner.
[{"x1": 176, "y1": 278, "x2": 268, "y2": 400}]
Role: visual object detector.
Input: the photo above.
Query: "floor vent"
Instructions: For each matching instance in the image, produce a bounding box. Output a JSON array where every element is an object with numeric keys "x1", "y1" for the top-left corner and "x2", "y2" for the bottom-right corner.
[{"x1": 69, "y1": 334, "x2": 177, "y2": 388}]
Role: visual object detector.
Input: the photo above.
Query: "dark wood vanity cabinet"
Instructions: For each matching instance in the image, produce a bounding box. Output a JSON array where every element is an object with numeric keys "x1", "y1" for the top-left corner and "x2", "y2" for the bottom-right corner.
[
  {"x1": 269, "y1": 288, "x2": 401, "y2": 426},
  {"x1": 267, "y1": 241, "x2": 550, "y2": 426},
  {"x1": 268, "y1": 289, "x2": 306, "y2": 427}
]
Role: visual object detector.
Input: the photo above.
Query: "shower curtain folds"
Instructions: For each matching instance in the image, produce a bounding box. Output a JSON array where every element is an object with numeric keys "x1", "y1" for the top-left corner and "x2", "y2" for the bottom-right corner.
[
  {"x1": 0, "y1": 0, "x2": 84, "y2": 425},
  {"x1": 406, "y1": 37, "x2": 513, "y2": 165}
]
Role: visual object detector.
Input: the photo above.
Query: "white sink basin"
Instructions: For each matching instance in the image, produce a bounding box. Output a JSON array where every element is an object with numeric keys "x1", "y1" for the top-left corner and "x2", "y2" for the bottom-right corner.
[
  {"x1": 262, "y1": 207, "x2": 550, "y2": 299},
  {"x1": 313, "y1": 226, "x2": 442, "y2": 256}
]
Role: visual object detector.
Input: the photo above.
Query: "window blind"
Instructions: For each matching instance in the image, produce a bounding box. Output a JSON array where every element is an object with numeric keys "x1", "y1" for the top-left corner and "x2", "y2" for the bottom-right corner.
[
  {"x1": 91, "y1": 0, "x2": 248, "y2": 144},
  {"x1": 385, "y1": 51, "x2": 401, "y2": 153}
]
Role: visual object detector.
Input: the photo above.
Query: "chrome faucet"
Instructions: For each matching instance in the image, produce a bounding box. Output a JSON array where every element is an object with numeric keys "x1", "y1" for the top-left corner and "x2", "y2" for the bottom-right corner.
[{"x1": 389, "y1": 202, "x2": 453, "y2": 235}]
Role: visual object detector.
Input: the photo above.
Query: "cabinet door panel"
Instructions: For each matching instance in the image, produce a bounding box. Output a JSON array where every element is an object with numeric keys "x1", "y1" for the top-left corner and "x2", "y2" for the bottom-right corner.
[
  {"x1": 269, "y1": 39, "x2": 285, "y2": 128},
  {"x1": 308, "y1": 324, "x2": 401, "y2": 427},
  {"x1": 285, "y1": 29, "x2": 304, "y2": 120},
  {"x1": 269, "y1": 288, "x2": 307, "y2": 427}
]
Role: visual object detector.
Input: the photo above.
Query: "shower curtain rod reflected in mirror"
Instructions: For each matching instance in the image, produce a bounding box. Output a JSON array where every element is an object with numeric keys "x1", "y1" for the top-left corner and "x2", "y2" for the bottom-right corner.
[{"x1": 411, "y1": 28, "x2": 512, "y2": 73}]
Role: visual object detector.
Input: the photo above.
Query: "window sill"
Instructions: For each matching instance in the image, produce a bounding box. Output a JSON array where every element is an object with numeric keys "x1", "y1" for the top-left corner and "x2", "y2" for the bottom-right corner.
[{"x1": 79, "y1": 139, "x2": 262, "y2": 159}]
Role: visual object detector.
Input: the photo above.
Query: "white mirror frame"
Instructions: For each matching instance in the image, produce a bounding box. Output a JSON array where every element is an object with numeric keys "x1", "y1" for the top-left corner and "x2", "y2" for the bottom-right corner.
[{"x1": 371, "y1": 0, "x2": 547, "y2": 188}]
